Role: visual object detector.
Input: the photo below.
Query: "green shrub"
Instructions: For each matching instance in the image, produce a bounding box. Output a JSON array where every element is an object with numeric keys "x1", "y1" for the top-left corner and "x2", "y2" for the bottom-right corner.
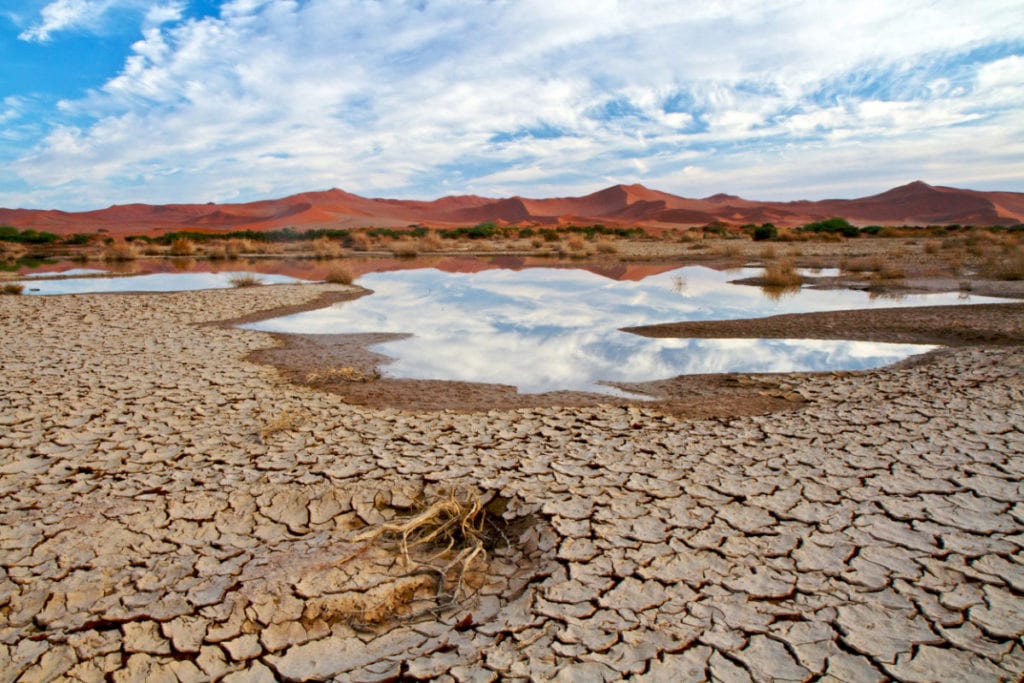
[
  {"x1": 752, "y1": 224, "x2": 778, "y2": 241},
  {"x1": 800, "y1": 217, "x2": 859, "y2": 238}
]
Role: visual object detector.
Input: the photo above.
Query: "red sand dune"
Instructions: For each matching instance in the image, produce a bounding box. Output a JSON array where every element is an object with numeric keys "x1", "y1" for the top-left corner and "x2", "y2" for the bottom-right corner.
[{"x1": 1, "y1": 181, "x2": 1021, "y2": 236}]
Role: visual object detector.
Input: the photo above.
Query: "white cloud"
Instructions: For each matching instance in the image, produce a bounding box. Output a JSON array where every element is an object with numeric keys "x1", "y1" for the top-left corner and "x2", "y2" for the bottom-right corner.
[
  {"x1": 5, "y1": 0, "x2": 1024, "y2": 209},
  {"x1": 17, "y1": 0, "x2": 179, "y2": 42},
  {"x1": 20, "y1": 0, "x2": 110, "y2": 41}
]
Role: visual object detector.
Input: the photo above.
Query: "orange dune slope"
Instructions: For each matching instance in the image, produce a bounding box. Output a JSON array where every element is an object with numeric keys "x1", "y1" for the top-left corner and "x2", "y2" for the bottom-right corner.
[{"x1": 1, "y1": 181, "x2": 1021, "y2": 236}]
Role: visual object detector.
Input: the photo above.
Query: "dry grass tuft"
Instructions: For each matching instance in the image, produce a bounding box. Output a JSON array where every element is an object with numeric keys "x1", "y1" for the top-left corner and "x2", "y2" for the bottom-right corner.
[
  {"x1": 169, "y1": 237, "x2": 197, "y2": 256},
  {"x1": 225, "y1": 239, "x2": 252, "y2": 258},
  {"x1": 874, "y1": 263, "x2": 906, "y2": 280},
  {"x1": 306, "y1": 366, "x2": 380, "y2": 384},
  {"x1": 324, "y1": 265, "x2": 354, "y2": 285},
  {"x1": 762, "y1": 261, "x2": 803, "y2": 288},
  {"x1": 595, "y1": 240, "x2": 618, "y2": 254},
  {"x1": 205, "y1": 245, "x2": 227, "y2": 260},
  {"x1": 312, "y1": 238, "x2": 343, "y2": 259},
  {"x1": 229, "y1": 273, "x2": 263, "y2": 288},
  {"x1": 0, "y1": 242, "x2": 27, "y2": 261},
  {"x1": 987, "y1": 245, "x2": 1024, "y2": 280},
  {"x1": 103, "y1": 242, "x2": 139, "y2": 262},
  {"x1": 259, "y1": 409, "x2": 305, "y2": 441},
  {"x1": 418, "y1": 232, "x2": 444, "y2": 252},
  {"x1": 2, "y1": 283, "x2": 25, "y2": 295},
  {"x1": 349, "y1": 233, "x2": 373, "y2": 252},
  {"x1": 565, "y1": 234, "x2": 587, "y2": 252},
  {"x1": 391, "y1": 242, "x2": 419, "y2": 258}
]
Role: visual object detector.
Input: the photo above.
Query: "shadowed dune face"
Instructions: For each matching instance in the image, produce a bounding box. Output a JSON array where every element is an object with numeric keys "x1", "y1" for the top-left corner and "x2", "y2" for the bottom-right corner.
[{"x1": 1, "y1": 181, "x2": 1022, "y2": 236}]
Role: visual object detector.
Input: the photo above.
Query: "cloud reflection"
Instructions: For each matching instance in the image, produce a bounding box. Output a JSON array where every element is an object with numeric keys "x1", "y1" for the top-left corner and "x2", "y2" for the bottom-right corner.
[{"x1": 245, "y1": 266, "x2": 1002, "y2": 396}]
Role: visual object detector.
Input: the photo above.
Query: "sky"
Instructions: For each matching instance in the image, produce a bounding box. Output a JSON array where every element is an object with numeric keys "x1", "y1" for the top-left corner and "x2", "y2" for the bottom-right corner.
[{"x1": 1, "y1": 0, "x2": 1023, "y2": 211}]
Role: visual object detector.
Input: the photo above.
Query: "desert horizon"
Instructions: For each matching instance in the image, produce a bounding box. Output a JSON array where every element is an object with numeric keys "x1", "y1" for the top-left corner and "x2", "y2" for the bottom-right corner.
[{"x1": 3, "y1": 179, "x2": 1024, "y2": 237}]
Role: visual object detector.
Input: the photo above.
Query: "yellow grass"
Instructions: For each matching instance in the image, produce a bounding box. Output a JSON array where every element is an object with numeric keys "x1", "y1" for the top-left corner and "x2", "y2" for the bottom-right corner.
[
  {"x1": 324, "y1": 265, "x2": 354, "y2": 285},
  {"x1": 103, "y1": 242, "x2": 139, "y2": 262}
]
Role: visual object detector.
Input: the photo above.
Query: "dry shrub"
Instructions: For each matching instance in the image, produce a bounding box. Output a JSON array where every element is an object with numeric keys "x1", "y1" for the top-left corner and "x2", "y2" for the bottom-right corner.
[
  {"x1": 760, "y1": 245, "x2": 778, "y2": 260},
  {"x1": 762, "y1": 261, "x2": 803, "y2": 288},
  {"x1": 987, "y1": 245, "x2": 1024, "y2": 280},
  {"x1": 312, "y1": 237, "x2": 342, "y2": 259},
  {"x1": 595, "y1": 240, "x2": 618, "y2": 254},
  {"x1": 418, "y1": 232, "x2": 443, "y2": 252},
  {"x1": 205, "y1": 244, "x2": 227, "y2": 260},
  {"x1": 103, "y1": 242, "x2": 139, "y2": 262},
  {"x1": 923, "y1": 240, "x2": 940, "y2": 255},
  {"x1": 2, "y1": 283, "x2": 25, "y2": 295},
  {"x1": 259, "y1": 409, "x2": 305, "y2": 442},
  {"x1": 324, "y1": 265, "x2": 354, "y2": 285},
  {"x1": 169, "y1": 237, "x2": 197, "y2": 256},
  {"x1": 530, "y1": 238, "x2": 544, "y2": 249},
  {"x1": 0, "y1": 242, "x2": 27, "y2": 261},
  {"x1": 350, "y1": 233, "x2": 373, "y2": 252},
  {"x1": 391, "y1": 242, "x2": 418, "y2": 258},
  {"x1": 720, "y1": 242, "x2": 743, "y2": 258},
  {"x1": 565, "y1": 234, "x2": 587, "y2": 252},
  {"x1": 874, "y1": 263, "x2": 906, "y2": 280},
  {"x1": 839, "y1": 257, "x2": 874, "y2": 273},
  {"x1": 306, "y1": 366, "x2": 380, "y2": 383},
  {"x1": 229, "y1": 273, "x2": 263, "y2": 287},
  {"x1": 226, "y1": 239, "x2": 252, "y2": 258}
]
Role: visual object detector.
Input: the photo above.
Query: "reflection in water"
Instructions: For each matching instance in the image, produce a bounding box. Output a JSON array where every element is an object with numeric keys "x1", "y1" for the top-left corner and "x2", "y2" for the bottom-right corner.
[
  {"x1": 759, "y1": 284, "x2": 802, "y2": 301},
  {"x1": 17, "y1": 271, "x2": 306, "y2": 294},
  {"x1": 246, "y1": 266, "x2": 1004, "y2": 396}
]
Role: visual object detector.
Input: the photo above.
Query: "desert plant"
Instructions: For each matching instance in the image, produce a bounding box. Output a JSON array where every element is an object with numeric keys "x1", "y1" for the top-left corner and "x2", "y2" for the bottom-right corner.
[
  {"x1": 312, "y1": 237, "x2": 342, "y2": 259},
  {"x1": 595, "y1": 240, "x2": 618, "y2": 254},
  {"x1": 752, "y1": 224, "x2": 778, "y2": 241},
  {"x1": 103, "y1": 242, "x2": 139, "y2": 262},
  {"x1": 225, "y1": 238, "x2": 252, "y2": 258},
  {"x1": 391, "y1": 242, "x2": 418, "y2": 258},
  {"x1": 306, "y1": 366, "x2": 380, "y2": 383},
  {"x1": 565, "y1": 234, "x2": 587, "y2": 252},
  {"x1": 169, "y1": 237, "x2": 197, "y2": 256},
  {"x1": 324, "y1": 265, "x2": 354, "y2": 285},
  {"x1": 351, "y1": 489, "x2": 491, "y2": 613},
  {"x1": 205, "y1": 244, "x2": 228, "y2": 260},
  {"x1": 987, "y1": 246, "x2": 1024, "y2": 280},
  {"x1": 229, "y1": 273, "x2": 263, "y2": 288},
  {"x1": 348, "y1": 232, "x2": 373, "y2": 251},
  {"x1": 418, "y1": 232, "x2": 443, "y2": 252},
  {"x1": 2, "y1": 283, "x2": 25, "y2": 295},
  {"x1": 259, "y1": 409, "x2": 305, "y2": 442},
  {"x1": 762, "y1": 261, "x2": 803, "y2": 288}
]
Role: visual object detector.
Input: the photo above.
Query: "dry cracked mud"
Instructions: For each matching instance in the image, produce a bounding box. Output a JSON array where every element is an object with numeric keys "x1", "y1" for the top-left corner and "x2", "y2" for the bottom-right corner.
[{"x1": 1, "y1": 283, "x2": 1023, "y2": 682}]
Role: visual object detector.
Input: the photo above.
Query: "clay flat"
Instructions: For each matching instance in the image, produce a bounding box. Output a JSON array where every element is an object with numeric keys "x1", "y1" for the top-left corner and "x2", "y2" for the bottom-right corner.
[{"x1": 2, "y1": 276, "x2": 1022, "y2": 681}]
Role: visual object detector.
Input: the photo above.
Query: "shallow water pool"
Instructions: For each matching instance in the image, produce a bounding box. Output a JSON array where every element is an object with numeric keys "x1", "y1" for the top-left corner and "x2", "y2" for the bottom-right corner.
[{"x1": 245, "y1": 265, "x2": 1006, "y2": 397}]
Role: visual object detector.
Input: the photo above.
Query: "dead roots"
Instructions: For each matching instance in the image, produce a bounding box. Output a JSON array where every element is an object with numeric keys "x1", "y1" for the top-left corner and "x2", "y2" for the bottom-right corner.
[
  {"x1": 307, "y1": 489, "x2": 500, "y2": 630},
  {"x1": 352, "y1": 489, "x2": 491, "y2": 606}
]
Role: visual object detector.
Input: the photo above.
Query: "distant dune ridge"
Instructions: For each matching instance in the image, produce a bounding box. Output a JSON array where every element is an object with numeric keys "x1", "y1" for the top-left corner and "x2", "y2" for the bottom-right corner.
[{"x1": 2, "y1": 181, "x2": 1022, "y2": 236}]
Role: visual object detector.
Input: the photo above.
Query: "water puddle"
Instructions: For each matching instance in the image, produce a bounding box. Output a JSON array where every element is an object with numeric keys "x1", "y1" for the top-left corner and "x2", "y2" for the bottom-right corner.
[
  {"x1": 244, "y1": 266, "x2": 1006, "y2": 396},
  {"x1": 15, "y1": 271, "x2": 307, "y2": 294}
]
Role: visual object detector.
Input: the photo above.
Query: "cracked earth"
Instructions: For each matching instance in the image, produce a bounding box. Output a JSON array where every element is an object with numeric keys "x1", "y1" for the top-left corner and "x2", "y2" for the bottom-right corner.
[{"x1": 1, "y1": 283, "x2": 1022, "y2": 682}]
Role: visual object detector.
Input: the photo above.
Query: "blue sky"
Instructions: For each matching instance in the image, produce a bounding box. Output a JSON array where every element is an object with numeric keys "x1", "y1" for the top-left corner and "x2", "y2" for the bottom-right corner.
[{"x1": 1, "y1": 0, "x2": 1022, "y2": 211}]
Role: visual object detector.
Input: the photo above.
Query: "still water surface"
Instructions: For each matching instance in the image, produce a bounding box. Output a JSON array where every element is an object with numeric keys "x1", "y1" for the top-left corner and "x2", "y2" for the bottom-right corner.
[{"x1": 244, "y1": 265, "x2": 1004, "y2": 396}]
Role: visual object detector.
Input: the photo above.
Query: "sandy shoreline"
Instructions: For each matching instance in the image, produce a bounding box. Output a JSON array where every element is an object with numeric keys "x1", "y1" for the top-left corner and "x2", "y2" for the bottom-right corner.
[{"x1": 2, "y1": 283, "x2": 1023, "y2": 681}]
